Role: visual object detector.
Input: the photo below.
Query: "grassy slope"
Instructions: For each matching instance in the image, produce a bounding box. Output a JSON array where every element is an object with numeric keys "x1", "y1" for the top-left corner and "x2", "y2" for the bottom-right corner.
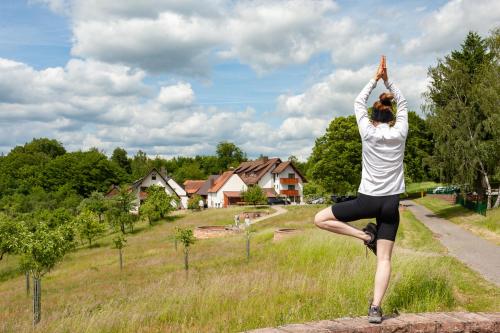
[
  {"x1": 0, "y1": 205, "x2": 498, "y2": 333},
  {"x1": 415, "y1": 196, "x2": 500, "y2": 245}
]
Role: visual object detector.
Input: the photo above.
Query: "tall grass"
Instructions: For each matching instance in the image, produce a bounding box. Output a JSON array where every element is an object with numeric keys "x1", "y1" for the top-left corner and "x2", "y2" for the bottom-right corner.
[{"x1": 0, "y1": 206, "x2": 498, "y2": 332}]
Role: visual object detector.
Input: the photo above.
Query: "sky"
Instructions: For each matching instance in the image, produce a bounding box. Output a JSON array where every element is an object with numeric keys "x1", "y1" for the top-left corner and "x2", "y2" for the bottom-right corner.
[{"x1": 0, "y1": 0, "x2": 499, "y2": 160}]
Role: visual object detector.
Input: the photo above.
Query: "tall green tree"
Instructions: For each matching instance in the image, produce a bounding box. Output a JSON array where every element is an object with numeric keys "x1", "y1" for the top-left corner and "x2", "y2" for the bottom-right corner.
[
  {"x1": 216, "y1": 141, "x2": 246, "y2": 171},
  {"x1": 424, "y1": 30, "x2": 500, "y2": 208},
  {"x1": 111, "y1": 147, "x2": 132, "y2": 174},
  {"x1": 307, "y1": 116, "x2": 362, "y2": 194},
  {"x1": 131, "y1": 150, "x2": 150, "y2": 180},
  {"x1": 404, "y1": 111, "x2": 434, "y2": 183}
]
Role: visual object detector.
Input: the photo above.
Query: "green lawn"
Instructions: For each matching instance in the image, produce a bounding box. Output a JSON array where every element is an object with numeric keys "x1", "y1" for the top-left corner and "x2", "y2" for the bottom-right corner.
[
  {"x1": 406, "y1": 182, "x2": 442, "y2": 193},
  {"x1": 0, "y1": 205, "x2": 498, "y2": 332},
  {"x1": 415, "y1": 196, "x2": 500, "y2": 245}
]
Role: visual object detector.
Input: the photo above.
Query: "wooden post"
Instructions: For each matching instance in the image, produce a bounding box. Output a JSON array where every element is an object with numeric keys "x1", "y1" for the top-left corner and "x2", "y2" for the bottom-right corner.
[
  {"x1": 26, "y1": 272, "x2": 30, "y2": 296},
  {"x1": 119, "y1": 248, "x2": 123, "y2": 271},
  {"x1": 246, "y1": 233, "x2": 250, "y2": 262},
  {"x1": 33, "y1": 277, "x2": 41, "y2": 325},
  {"x1": 184, "y1": 248, "x2": 189, "y2": 271}
]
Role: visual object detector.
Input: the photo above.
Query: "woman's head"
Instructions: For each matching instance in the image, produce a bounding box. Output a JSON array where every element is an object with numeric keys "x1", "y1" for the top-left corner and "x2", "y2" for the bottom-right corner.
[{"x1": 371, "y1": 92, "x2": 394, "y2": 124}]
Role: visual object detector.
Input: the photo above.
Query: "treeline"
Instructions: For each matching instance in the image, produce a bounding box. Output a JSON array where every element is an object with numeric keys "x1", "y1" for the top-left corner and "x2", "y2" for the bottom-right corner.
[{"x1": 0, "y1": 140, "x2": 247, "y2": 214}]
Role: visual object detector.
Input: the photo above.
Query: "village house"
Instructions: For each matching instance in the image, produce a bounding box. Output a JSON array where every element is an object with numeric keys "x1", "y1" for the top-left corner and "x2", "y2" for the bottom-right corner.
[
  {"x1": 206, "y1": 171, "x2": 247, "y2": 208},
  {"x1": 234, "y1": 157, "x2": 306, "y2": 204},
  {"x1": 106, "y1": 168, "x2": 188, "y2": 210}
]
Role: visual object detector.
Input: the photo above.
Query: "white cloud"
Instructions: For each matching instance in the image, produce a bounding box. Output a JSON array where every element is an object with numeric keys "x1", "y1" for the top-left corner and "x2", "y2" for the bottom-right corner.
[
  {"x1": 0, "y1": 57, "x2": 318, "y2": 159},
  {"x1": 404, "y1": 0, "x2": 500, "y2": 55},
  {"x1": 42, "y1": 0, "x2": 392, "y2": 74},
  {"x1": 157, "y1": 83, "x2": 195, "y2": 108},
  {"x1": 278, "y1": 63, "x2": 428, "y2": 119}
]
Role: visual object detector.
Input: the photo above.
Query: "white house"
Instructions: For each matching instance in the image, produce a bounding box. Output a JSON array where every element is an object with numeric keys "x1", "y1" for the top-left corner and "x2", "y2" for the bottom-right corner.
[
  {"x1": 234, "y1": 158, "x2": 306, "y2": 203},
  {"x1": 207, "y1": 171, "x2": 247, "y2": 208},
  {"x1": 108, "y1": 168, "x2": 188, "y2": 210}
]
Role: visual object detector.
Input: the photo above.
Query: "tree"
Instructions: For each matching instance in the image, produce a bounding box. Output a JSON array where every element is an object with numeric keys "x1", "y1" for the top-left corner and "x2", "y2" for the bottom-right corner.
[
  {"x1": 173, "y1": 162, "x2": 205, "y2": 184},
  {"x1": 75, "y1": 210, "x2": 106, "y2": 247},
  {"x1": 0, "y1": 213, "x2": 25, "y2": 261},
  {"x1": 241, "y1": 185, "x2": 267, "y2": 206},
  {"x1": 131, "y1": 150, "x2": 150, "y2": 180},
  {"x1": 424, "y1": 30, "x2": 500, "y2": 208},
  {"x1": 187, "y1": 194, "x2": 203, "y2": 210},
  {"x1": 139, "y1": 185, "x2": 177, "y2": 225},
  {"x1": 404, "y1": 111, "x2": 434, "y2": 183},
  {"x1": 111, "y1": 147, "x2": 132, "y2": 174},
  {"x1": 107, "y1": 187, "x2": 136, "y2": 233},
  {"x1": 19, "y1": 222, "x2": 75, "y2": 325},
  {"x1": 216, "y1": 141, "x2": 246, "y2": 171},
  {"x1": 307, "y1": 116, "x2": 362, "y2": 194},
  {"x1": 78, "y1": 191, "x2": 108, "y2": 222},
  {"x1": 288, "y1": 155, "x2": 308, "y2": 178},
  {"x1": 176, "y1": 228, "x2": 196, "y2": 272},
  {"x1": 112, "y1": 235, "x2": 127, "y2": 271},
  {"x1": 303, "y1": 181, "x2": 328, "y2": 202}
]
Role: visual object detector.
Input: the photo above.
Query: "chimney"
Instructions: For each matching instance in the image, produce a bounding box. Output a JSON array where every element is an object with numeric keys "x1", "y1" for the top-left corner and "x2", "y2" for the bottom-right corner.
[{"x1": 160, "y1": 166, "x2": 167, "y2": 177}]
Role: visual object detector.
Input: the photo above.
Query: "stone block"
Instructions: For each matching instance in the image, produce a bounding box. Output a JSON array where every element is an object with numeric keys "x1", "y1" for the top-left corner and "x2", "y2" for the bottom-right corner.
[
  {"x1": 395, "y1": 313, "x2": 437, "y2": 333},
  {"x1": 419, "y1": 313, "x2": 465, "y2": 332},
  {"x1": 306, "y1": 320, "x2": 352, "y2": 333},
  {"x1": 447, "y1": 312, "x2": 495, "y2": 333}
]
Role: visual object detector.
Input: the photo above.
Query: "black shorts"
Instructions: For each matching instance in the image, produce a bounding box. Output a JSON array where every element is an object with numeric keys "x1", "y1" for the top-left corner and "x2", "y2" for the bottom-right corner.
[{"x1": 331, "y1": 193, "x2": 400, "y2": 241}]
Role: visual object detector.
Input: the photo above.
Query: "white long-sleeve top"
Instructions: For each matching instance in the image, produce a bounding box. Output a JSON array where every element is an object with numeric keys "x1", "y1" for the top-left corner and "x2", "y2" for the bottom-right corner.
[{"x1": 354, "y1": 79, "x2": 408, "y2": 196}]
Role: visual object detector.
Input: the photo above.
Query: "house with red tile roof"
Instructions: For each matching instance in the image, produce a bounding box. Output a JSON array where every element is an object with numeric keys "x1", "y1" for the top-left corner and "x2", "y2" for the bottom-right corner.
[
  {"x1": 207, "y1": 171, "x2": 247, "y2": 208},
  {"x1": 183, "y1": 180, "x2": 205, "y2": 197},
  {"x1": 233, "y1": 157, "x2": 306, "y2": 203}
]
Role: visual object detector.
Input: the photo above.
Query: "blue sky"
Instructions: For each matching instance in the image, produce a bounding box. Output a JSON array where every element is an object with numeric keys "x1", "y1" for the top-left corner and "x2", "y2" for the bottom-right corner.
[{"x1": 0, "y1": 0, "x2": 498, "y2": 160}]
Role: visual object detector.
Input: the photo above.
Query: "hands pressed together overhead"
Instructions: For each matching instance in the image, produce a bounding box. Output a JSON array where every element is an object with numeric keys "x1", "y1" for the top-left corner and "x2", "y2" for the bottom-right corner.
[{"x1": 374, "y1": 55, "x2": 388, "y2": 82}]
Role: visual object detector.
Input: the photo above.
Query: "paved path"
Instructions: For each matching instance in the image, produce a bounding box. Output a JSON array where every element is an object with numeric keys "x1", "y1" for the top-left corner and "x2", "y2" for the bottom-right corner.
[
  {"x1": 403, "y1": 200, "x2": 500, "y2": 287},
  {"x1": 250, "y1": 205, "x2": 287, "y2": 225}
]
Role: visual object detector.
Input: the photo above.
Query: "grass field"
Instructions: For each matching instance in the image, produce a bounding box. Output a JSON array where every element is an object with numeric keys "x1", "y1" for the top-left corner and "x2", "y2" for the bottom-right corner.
[
  {"x1": 405, "y1": 182, "x2": 442, "y2": 193},
  {"x1": 0, "y1": 205, "x2": 498, "y2": 332},
  {"x1": 415, "y1": 196, "x2": 500, "y2": 245}
]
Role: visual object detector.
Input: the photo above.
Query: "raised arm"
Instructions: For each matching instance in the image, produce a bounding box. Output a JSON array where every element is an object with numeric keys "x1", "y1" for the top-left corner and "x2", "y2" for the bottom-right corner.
[
  {"x1": 384, "y1": 79, "x2": 408, "y2": 138},
  {"x1": 354, "y1": 79, "x2": 377, "y2": 139}
]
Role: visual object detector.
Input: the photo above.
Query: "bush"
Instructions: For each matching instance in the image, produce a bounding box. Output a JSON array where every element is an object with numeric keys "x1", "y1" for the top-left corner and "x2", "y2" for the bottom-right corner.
[{"x1": 188, "y1": 194, "x2": 203, "y2": 210}]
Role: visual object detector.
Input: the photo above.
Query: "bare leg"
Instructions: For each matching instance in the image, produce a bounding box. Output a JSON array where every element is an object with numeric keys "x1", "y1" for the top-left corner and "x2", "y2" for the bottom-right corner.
[
  {"x1": 372, "y1": 239, "x2": 394, "y2": 306},
  {"x1": 314, "y1": 207, "x2": 370, "y2": 242}
]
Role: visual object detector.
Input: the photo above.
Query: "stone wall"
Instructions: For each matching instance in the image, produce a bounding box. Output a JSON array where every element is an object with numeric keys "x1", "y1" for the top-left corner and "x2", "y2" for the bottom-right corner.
[
  {"x1": 246, "y1": 312, "x2": 500, "y2": 332},
  {"x1": 426, "y1": 193, "x2": 457, "y2": 204}
]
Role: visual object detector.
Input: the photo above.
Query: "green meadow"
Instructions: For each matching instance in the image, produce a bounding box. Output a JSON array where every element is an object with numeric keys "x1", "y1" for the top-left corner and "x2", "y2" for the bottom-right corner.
[{"x1": 0, "y1": 205, "x2": 498, "y2": 332}]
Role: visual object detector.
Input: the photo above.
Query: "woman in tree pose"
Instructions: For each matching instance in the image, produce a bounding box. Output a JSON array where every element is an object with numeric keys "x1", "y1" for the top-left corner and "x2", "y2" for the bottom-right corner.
[{"x1": 313, "y1": 56, "x2": 408, "y2": 324}]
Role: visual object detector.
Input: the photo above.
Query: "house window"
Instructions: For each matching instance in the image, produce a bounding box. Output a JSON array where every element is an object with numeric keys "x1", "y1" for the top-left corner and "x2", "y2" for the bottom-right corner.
[
  {"x1": 288, "y1": 185, "x2": 295, "y2": 190},
  {"x1": 288, "y1": 173, "x2": 295, "y2": 179},
  {"x1": 152, "y1": 173, "x2": 156, "y2": 180}
]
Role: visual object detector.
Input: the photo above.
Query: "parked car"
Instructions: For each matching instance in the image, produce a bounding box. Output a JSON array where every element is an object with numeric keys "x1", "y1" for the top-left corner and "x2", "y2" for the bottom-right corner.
[
  {"x1": 331, "y1": 195, "x2": 357, "y2": 203},
  {"x1": 310, "y1": 197, "x2": 325, "y2": 204},
  {"x1": 268, "y1": 197, "x2": 291, "y2": 205}
]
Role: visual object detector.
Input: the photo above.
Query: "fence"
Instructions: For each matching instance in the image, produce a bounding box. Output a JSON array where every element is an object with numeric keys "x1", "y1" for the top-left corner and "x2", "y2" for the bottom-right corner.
[
  {"x1": 455, "y1": 195, "x2": 487, "y2": 216},
  {"x1": 426, "y1": 186, "x2": 487, "y2": 216}
]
